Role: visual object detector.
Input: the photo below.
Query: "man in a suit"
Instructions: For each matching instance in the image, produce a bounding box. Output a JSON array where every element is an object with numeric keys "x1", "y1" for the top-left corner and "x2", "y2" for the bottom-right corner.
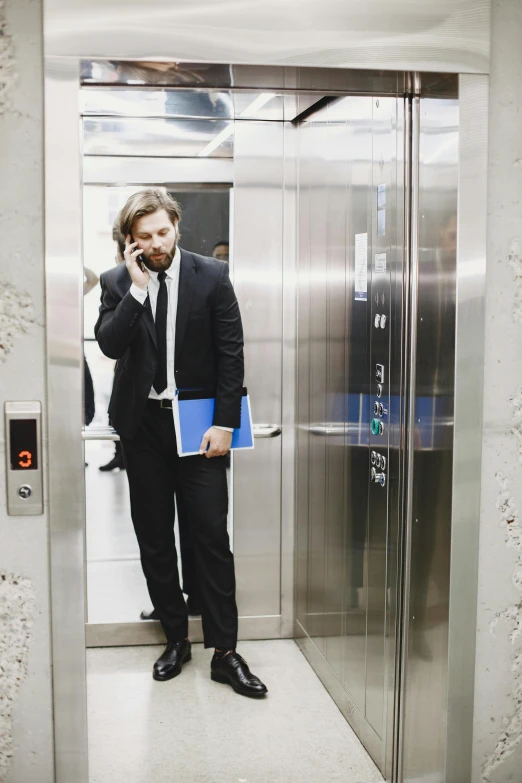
[{"x1": 95, "y1": 189, "x2": 266, "y2": 698}]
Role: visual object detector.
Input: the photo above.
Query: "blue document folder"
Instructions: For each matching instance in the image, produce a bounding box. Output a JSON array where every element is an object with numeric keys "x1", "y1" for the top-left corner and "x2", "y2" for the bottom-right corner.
[{"x1": 173, "y1": 388, "x2": 254, "y2": 457}]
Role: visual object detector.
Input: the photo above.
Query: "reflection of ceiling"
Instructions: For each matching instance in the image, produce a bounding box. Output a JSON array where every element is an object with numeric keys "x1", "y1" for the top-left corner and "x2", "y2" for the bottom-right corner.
[
  {"x1": 81, "y1": 88, "x2": 287, "y2": 121},
  {"x1": 81, "y1": 91, "x2": 311, "y2": 158},
  {"x1": 83, "y1": 117, "x2": 234, "y2": 158}
]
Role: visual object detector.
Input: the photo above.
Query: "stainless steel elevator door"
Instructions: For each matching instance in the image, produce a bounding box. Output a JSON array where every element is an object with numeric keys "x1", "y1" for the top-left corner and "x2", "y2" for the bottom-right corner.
[{"x1": 295, "y1": 94, "x2": 406, "y2": 776}]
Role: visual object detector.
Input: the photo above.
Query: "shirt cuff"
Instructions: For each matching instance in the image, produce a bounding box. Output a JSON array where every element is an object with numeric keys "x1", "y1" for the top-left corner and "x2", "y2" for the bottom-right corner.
[
  {"x1": 214, "y1": 426, "x2": 234, "y2": 432},
  {"x1": 130, "y1": 283, "x2": 148, "y2": 304}
]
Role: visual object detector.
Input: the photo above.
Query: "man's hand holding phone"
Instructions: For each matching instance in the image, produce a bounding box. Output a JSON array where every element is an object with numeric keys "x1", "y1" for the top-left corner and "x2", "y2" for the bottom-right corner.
[{"x1": 125, "y1": 235, "x2": 149, "y2": 291}]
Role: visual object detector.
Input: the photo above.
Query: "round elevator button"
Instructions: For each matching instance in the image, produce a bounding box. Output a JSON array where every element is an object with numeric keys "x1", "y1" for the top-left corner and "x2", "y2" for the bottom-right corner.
[{"x1": 18, "y1": 485, "x2": 32, "y2": 499}]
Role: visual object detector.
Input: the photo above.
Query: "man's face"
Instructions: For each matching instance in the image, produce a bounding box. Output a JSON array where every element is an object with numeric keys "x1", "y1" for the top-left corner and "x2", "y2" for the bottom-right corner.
[
  {"x1": 213, "y1": 243, "x2": 229, "y2": 263},
  {"x1": 131, "y1": 208, "x2": 178, "y2": 272}
]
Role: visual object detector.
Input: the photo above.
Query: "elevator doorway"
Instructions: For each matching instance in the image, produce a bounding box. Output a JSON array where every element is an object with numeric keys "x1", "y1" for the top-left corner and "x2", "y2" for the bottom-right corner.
[{"x1": 45, "y1": 60, "x2": 482, "y2": 783}]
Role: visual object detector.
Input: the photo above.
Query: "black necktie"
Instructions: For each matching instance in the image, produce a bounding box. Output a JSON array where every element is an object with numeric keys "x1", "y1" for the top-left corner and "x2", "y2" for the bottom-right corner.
[{"x1": 153, "y1": 271, "x2": 168, "y2": 394}]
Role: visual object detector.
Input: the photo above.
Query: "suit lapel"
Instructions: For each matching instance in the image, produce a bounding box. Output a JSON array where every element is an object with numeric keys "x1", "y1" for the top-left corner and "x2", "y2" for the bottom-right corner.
[
  {"x1": 175, "y1": 249, "x2": 196, "y2": 361},
  {"x1": 118, "y1": 263, "x2": 158, "y2": 348}
]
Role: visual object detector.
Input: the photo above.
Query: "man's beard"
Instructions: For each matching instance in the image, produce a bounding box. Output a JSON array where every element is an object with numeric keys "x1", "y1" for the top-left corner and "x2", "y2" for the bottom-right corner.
[{"x1": 144, "y1": 239, "x2": 177, "y2": 273}]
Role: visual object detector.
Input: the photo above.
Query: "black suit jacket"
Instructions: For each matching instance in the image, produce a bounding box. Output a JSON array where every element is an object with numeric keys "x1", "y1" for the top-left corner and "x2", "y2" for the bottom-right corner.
[{"x1": 94, "y1": 248, "x2": 244, "y2": 440}]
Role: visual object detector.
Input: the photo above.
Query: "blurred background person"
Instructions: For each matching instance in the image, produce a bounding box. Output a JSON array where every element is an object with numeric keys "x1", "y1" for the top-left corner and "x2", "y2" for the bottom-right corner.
[
  {"x1": 98, "y1": 219, "x2": 127, "y2": 471},
  {"x1": 212, "y1": 240, "x2": 229, "y2": 263},
  {"x1": 83, "y1": 267, "x2": 99, "y2": 464}
]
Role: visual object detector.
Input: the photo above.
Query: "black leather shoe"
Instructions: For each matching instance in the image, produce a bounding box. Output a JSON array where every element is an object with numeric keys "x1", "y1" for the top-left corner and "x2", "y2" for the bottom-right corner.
[
  {"x1": 153, "y1": 639, "x2": 191, "y2": 681},
  {"x1": 140, "y1": 608, "x2": 158, "y2": 621},
  {"x1": 211, "y1": 650, "x2": 267, "y2": 698},
  {"x1": 99, "y1": 453, "x2": 126, "y2": 471}
]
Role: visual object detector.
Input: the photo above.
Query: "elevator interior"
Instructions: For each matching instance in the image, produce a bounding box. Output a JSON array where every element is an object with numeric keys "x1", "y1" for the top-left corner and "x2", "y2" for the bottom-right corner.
[{"x1": 44, "y1": 58, "x2": 486, "y2": 783}]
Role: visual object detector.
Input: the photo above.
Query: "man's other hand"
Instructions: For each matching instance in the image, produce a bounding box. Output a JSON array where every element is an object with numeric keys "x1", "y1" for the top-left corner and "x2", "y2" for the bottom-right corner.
[{"x1": 199, "y1": 427, "x2": 232, "y2": 458}]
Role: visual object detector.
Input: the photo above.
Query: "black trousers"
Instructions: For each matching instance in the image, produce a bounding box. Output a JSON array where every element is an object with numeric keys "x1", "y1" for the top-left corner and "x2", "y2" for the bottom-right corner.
[
  {"x1": 120, "y1": 401, "x2": 238, "y2": 648},
  {"x1": 177, "y1": 491, "x2": 201, "y2": 603}
]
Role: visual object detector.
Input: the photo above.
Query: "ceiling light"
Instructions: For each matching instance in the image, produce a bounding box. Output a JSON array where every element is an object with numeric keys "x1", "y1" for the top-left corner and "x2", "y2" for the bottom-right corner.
[
  {"x1": 198, "y1": 124, "x2": 234, "y2": 157},
  {"x1": 239, "y1": 92, "x2": 276, "y2": 118},
  {"x1": 198, "y1": 93, "x2": 276, "y2": 157}
]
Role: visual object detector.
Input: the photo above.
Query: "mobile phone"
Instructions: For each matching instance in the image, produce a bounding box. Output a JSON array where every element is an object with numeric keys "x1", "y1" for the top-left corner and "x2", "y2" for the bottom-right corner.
[{"x1": 130, "y1": 235, "x2": 146, "y2": 271}]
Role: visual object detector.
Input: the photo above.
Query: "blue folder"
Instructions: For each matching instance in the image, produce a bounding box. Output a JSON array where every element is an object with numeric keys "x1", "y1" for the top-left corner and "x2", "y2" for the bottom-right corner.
[{"x1": 173, "y1": 388, "x2": 254, "y2": 457}]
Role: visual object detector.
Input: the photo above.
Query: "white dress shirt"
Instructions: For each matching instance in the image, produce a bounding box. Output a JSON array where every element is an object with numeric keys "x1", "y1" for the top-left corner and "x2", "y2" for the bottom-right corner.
[{"x1": 129, "y1": 247, "x2": 233, "y2": 431}]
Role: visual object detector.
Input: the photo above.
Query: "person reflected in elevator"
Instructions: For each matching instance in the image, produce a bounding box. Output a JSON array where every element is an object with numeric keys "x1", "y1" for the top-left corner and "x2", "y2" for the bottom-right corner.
[
  {"x1": 99, "y1": 215, "x2": 203, "y2": 618},
  {"x1": 98, "y1": 220, "x2": 127, "y2": 472},
  {"x1": 83, "y1": 267, "x2": 99, "y2": 465},
  {"x1": 95, "y1": 189, "x2": 267, "y2": 696},
  {"x1": 212, "y1": 240, "x2": 229, "y2": 263}
]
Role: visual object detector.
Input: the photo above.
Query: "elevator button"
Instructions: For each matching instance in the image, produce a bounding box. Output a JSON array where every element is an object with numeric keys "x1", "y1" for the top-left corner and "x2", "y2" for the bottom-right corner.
[
  {"x1": 18, "y1": 485, "x2": 32, "y2": 499},
  {"x1": 376, "y1": 384, "x2": 383, "y2": 398},
  {"x1": 378, "y1": 403, "x2": 384, "y2": 417},
  {"x1": 380, "y1": 455, "x2": 387, "y2": 471},
  {"x1": 375, "y1": 364, "x2": 385, "y2": 383},
  {"x1": 372, "y1": 471, "x2": 386, "y2": 487},
  {"x1": 371, "y1": 451, "x2": 377, "y2": 466},
  {"x1": 374, "y1": 401, "x2": 380, "y2": 415},
  {"x1": 374, "y1": 314, "x2": 381, "y2": 328},
  {"x1": 380, "y1": 314, "x2": 387, "y2": 329},
  {"x1": 378, "y1": 421, "x2": 384, "y2": 436}
]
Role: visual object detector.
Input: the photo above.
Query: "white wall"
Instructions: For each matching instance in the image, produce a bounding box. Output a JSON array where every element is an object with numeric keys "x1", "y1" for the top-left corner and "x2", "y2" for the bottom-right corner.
[
  {"x1": 474, "y1": 1, "x2": 522, "y2": 781},
  {"x1": 0, "y1": 1, "x2": 54, "y2": 781}
]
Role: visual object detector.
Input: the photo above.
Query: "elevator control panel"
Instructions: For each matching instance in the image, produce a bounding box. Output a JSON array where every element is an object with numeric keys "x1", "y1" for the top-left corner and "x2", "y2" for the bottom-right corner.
[{"x1": 5, "y1": 402, "x2": 43, "y2": 516}]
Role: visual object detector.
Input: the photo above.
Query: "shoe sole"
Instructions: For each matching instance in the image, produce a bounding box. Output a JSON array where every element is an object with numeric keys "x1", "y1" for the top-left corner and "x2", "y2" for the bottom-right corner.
[
  {"x1": 153, "y1": 650, "x2": 192, "y2": 682},
  {"x1": 210, "y1": 671, "x2": 267, "y2": 698}
]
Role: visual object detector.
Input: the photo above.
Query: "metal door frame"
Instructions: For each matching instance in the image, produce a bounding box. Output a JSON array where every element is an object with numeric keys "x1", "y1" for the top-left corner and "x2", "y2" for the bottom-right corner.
[{"x1": 44, "y1": 59, "x2": 488, "y2": 783}]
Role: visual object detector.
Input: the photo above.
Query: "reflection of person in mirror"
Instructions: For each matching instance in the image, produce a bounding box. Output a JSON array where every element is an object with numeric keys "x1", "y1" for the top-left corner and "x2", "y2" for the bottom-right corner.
[
  {"x1": 83, "y1": 267, "x2": 99, "y2": 430},
  {"x1": 95, "y1": 189, "x2": 267, "y2": 697},
  {"x1": 212, "y1": 240, "x2": 229, "y2": 263},
  {"x1": 98, "y1": 220, "x2": 126, "y2": 472}
]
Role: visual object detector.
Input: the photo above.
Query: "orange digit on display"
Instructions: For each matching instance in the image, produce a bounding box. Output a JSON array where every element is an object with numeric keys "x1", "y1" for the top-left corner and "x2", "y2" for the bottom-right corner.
[{"x1": 18, "y1": 450, "x2": 32, "y2": 468}]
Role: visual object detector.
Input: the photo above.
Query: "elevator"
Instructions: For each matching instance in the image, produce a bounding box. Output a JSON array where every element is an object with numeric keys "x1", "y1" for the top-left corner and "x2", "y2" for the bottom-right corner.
[{"x1": 44, "y1": 41, "x2": 488, "y2": 783}]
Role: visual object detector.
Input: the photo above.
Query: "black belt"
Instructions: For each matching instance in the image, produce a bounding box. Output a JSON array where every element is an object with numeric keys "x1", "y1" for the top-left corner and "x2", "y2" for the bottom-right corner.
[{"x1": 147, "y1": 398, "x2": 173, "y2": 409}]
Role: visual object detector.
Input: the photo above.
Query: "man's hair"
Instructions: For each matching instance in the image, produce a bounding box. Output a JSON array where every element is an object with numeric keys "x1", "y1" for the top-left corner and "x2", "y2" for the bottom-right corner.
[
  {"x1": 112, "y1": 215, "x2": 126, "y2": 259},
  {"x1": 119, "y1": 188, "x2": 182, "y2": 239}
]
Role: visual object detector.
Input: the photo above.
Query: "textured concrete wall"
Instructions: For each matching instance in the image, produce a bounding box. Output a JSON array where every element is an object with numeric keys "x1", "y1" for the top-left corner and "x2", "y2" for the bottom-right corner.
[
  {"x1": 0, "y1": 1, "x2": 54, "y2": 782},
  {"x1": 474, "y1": 1, "x2": 522, "y2": 781}
]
